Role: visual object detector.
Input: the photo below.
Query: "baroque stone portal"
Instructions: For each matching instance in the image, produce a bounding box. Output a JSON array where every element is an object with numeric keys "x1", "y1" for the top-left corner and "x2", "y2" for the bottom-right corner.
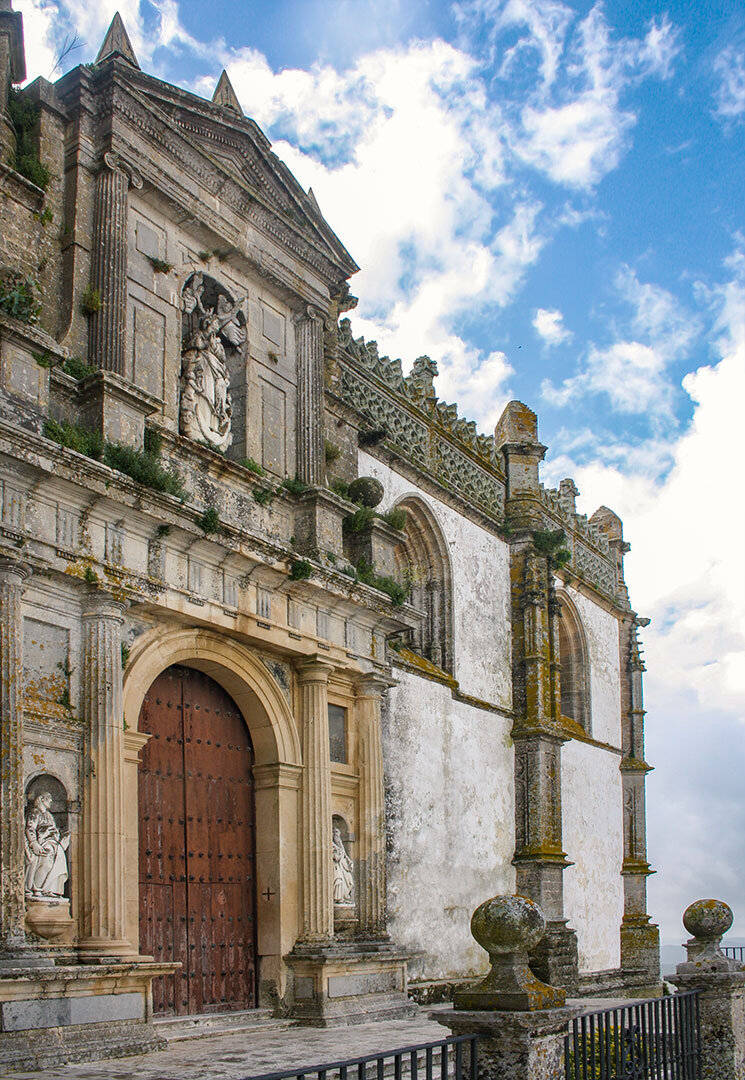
[
  {"x1": 24, "y1": 790, "x2": 69, "y2": 899},
  {"x1": 180, "y1": 272, "x2": 246, "y2": 452}
]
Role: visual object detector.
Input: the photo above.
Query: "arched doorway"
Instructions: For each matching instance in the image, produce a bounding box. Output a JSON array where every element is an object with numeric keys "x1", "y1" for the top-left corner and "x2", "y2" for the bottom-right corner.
[{"x1": 138, "y1": 665, "x2": 257, "y2": 1015}]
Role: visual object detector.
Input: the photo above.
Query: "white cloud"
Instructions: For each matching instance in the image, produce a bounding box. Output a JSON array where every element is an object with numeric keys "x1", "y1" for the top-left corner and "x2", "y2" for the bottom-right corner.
[
  {"x1": 545, "y1": 249, "x2": 745, "y2": 939},
  {"x1": 542, "y1": 267, "x2": 699, "y2": 415},
  {"x1": 713, "y1": 44, "x2": 745, "y2": 122},
  {"x1": 533, "y1": 306, "x2": 571, "y2": 345}
]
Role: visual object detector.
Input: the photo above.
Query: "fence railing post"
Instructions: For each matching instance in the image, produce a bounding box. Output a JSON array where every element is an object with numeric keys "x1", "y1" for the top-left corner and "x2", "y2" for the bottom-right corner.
[
  {"x1": 668, "y1": 898, "x2": 745, "y2": 1080},
  {"x1": 434, "y1": 895, "x2": 580, "y2": 1080}
]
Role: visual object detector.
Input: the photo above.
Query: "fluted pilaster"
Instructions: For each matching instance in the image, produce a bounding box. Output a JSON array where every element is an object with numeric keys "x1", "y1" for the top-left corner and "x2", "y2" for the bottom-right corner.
[
  {"x1": 355, "y1": 675, "x2": 390, "y2": 936},
  {"x1": 0, "y1": 559, "x2": 30, "y2": 954},
  {"x1": 79, "y1": 591, "x2": 131, "y2": 956},
  {"x1": 297, "y1": 657, "x2": 334, "y2": 940},
  {"x1": 294, "y1": 306, "x2": 325, "y2": 487},
  {"x1": 88, "y1": 152, "x2": 142, "y2": 375}
]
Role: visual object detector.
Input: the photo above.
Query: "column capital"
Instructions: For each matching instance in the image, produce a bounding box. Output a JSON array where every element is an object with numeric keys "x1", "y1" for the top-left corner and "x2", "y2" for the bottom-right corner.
[
  {"x1": 293, "y1": 303, "x2": 322, "y2": 325},
  {"x1": 0, "y1": 558, "x2": 31, "y2": 586},
  {"x1": 102, "y1": 149, "x2": 143, "y2": 190},
  {"x1": 354, "y1": 672, "x2": 395, "y2": 699},
  {"x1": 81, "y1": 589, "x2": 127, "y2": 623},
  {"x1": 296, "y1": 655, "x2": 334, "y2": 684}
]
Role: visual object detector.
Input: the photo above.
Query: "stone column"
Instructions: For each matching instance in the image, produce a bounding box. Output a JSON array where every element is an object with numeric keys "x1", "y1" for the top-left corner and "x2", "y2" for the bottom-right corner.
[
  {"x1": 78, "y1": 591, "x2": 133, "y2": 957},
  {"x1": 297, "y1": 656, "x2": 334, "y2": 941},
  {"x1": 88, "y1": 151, "x2": 142, "y2": 375},
  {"x1": 669, "y1": 899, "x2": 745, "y2": 1080},
  {"x1": 619, "y1": 617, "x2": 660, "y2": 986},
  {"x1": 0, "y1": 559, "x2": 34, "y2": 963},
  {"x1": 511, "y1": 548, "x2": 578, "y2": 989},
  {"x1": 355, "y1": 674, "x2": 390, "y2": 937},
  {"x1": 294, "y1": 305, "x2": 325, "y2": 487}
]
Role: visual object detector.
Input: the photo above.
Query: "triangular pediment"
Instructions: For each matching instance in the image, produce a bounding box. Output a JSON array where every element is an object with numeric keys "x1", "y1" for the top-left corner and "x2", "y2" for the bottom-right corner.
[
  {"x1": 123, "y1": 70, "x2": 358, "y2": 276},
  {"x1": 96, "y1": 13, "x2": 140, "y2": 69}
]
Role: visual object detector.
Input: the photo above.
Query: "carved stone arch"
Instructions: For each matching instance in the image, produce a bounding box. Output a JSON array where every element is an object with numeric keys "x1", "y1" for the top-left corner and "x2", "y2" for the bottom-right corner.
[
  {"x1": 123, "y1": 626, "x2": 301, "y2": 766},
  {"x1": 393, "y1": 495, "x2": 454, "y2": 674},
  {"x1": 556, "y1": 592, "x2": 591, "y2": 733}
]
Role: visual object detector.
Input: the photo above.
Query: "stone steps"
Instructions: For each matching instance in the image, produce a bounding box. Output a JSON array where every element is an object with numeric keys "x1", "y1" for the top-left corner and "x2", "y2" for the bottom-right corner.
[{"x1": 154, "y1": 1007, "x2": 294, "y2": 1043}]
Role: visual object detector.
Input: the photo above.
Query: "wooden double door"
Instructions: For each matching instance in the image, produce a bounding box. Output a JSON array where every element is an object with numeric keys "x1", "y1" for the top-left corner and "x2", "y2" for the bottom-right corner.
[{"x1": 138, "y1": 665, "x2": 257, "y2": 1015}]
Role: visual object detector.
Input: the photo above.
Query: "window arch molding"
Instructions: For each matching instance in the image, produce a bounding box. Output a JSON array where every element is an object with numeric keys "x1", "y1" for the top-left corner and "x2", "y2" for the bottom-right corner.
[
  {"x1": 555, "y1": 591, "x2": 591, "y2": 733},
  {"x1": 392, "y1": 495, "x2": 454, "y2": 674}
]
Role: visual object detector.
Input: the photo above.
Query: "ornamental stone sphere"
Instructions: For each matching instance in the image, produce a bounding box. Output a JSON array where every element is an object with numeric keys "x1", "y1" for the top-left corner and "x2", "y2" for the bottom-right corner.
[
  {"x1": 683, "y1": 898, "x2": 733, "y2": 940},
  {"x1": 347, "y1": 476, "x2": 384, "y2": 508},
  {"x1": 471, "y1": 894, "x2": 546, "y2": 957}
]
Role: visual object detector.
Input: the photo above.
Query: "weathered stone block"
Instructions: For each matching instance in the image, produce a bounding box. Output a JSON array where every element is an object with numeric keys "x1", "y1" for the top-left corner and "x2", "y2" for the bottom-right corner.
[{"x1": 78, "y1": 370, "x2": 161, "y2": 448}]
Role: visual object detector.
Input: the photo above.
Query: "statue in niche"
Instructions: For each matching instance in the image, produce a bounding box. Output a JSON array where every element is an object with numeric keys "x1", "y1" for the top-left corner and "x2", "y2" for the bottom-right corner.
[
  {"x1": 332, "y1": 826, "x2": 354, "y2": 906},
  {"x1": 25, "y1": 790, "x2": 70, "y2": 899},
  {"x1": 180, "y1": 272, "x2": 246, "y2": 452}
]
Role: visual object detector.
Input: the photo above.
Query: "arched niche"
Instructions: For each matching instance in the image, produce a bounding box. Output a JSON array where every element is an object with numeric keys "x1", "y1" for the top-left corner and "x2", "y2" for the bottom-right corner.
[
  {"x1": 393, "y1": 496, "x2": 454, "y2": 673},
  {"x1": 557, "y1": 595, "x2": 591, "y2": 733}
]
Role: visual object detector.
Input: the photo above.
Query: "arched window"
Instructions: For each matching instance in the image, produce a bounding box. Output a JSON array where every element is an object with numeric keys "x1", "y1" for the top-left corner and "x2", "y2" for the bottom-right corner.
[
  {"x1": 393, "y1": 497, "x2": 454, "y2": 674},
  {"x1": 557, "y1": 597, "x2": 591, "y2": 733}
]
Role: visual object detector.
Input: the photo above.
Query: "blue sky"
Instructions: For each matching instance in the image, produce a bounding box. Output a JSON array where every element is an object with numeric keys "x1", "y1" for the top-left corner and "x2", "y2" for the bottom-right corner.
[{"x1": 15, "y1": 0, "x2": 745, "y2": 947}]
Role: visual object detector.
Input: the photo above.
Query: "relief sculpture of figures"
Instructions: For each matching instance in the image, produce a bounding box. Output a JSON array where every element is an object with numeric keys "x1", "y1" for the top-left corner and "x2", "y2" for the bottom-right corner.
[
  {"x1": 332, "y1": 826, "x2": 354, "y2": 906},
  {"x1": 180, "y1": 273, "x2": 246, "y2": 452},
  {"x1": 24, "y1": 792, "x2": 70, "y2": 899}
]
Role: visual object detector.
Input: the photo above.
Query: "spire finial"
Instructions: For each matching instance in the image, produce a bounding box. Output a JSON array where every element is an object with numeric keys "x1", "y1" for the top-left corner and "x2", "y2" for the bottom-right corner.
[
  {"x1": 212, "y1": 70, "x2": 242, "y2": 115},
  {"x1": 95, "y1": 12, "x2": 140, "y2": 69}
]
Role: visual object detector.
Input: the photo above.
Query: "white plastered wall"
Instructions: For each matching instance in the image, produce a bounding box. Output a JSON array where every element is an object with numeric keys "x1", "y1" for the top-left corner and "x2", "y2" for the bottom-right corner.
[
  {"x1": 358, "y1": 451, "x2": 511, "y2": 706},
  {"x1": 560, "y1": 584, "x2": 624, "y2": 971},
  {"x1": 383, "y1": 677, "x2": 515, "y2": 981},
  {"x1": 358, "y1": 451, "x2": 514, "y2": 979}
]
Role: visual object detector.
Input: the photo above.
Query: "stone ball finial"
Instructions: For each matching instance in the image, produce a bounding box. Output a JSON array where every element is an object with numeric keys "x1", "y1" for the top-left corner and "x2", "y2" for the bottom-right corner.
[
  {"x1": 471, "y1": 894, "x2": 546, "y2": 957},
  {"x1": 347, "y1": 476, "x2": 384, "y2": 508},
  {"x1": 683, "y1": 899, "x2": 733, "y2": 941},
  {"x1": 454, "y1": 894, "x2": 565, "y2": 1012}
]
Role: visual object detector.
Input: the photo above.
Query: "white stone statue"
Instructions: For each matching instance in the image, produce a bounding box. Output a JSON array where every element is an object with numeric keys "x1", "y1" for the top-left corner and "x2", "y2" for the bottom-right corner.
[
  {"x1": 180, "y1": 274, "x2": 245, "y2": 452},
  {"x1": 24, "y1": 791, "x2": 70, "y2": 899},
  {"x1": 332, "y1": 826, "x2": 354, "y2": 906}
]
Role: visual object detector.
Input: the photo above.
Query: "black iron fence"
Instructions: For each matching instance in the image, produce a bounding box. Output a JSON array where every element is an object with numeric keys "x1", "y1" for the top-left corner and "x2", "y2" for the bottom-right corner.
[
  {"x1": 565, "y1": 992, "x2": 700, "y2": 1079},
  {"x1": 723, "y1": 945, "x2": 745, "y2": 963},
  {"x1": 242, "y1": 1035, "x2": 478, "y2": 1080}
]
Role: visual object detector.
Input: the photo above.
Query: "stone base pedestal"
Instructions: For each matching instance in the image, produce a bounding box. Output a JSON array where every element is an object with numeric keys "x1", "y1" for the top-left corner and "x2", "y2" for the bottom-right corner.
[
  {"x1": 285, "y1": 941, "x2": 416, "y2": 1026},
  {"x1": 670, "y1": 967, "x2": 745, "y2": 1080},
  {"x1": 620, "y1": 917, "x2": 661, "y2": 990},
  {"x1": 25, "y1": 898, "x2": 74, "y2": 942},
  {"x1": 345, "y1": 518, "x2": 405, "y2": 579},
  {"x1": 78, "y1": 370, "x2": 160, "y2": 448},
  {"x1": 435, "y1": 1005, "x2": 581, "y2": 1080},
  {"x1": 294, "y1": 489, "x2": 351, "y2": 560},
  {"x1": 528, "y1": 920, "x2": 579, "y2": 991},
  {"x1": 0, "y1": 960, "x2": 178, "y2": 1069}
]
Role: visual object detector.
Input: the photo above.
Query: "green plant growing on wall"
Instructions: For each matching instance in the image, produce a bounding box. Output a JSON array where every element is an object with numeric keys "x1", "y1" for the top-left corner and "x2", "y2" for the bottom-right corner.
[
  {"x1": 532, "y1": 528, "x2": 572, "y2": 569},
  {"x1": 380, "y1": 506, "x2": 407, "y2": 531},
  {"x1": 83, "y1": 565, "x2": 99, "y2": 586},
  {"x1": 146, "y1": 255, "x2": 174, "y2": 274},
  {"x1": 253, "y1": 486, "x2": 276, "y2": 506},
  {"x1": 34, "y1": 206, "x2": 53, "y2": 226},
  {"x1": 288, "y1": 559, "x2": 312, "y2": 582},
  {"x1": 197, "y1": 507, "x2": 222, "y2": 535},
  {"x1": 353, "y1": 558, "x2": 407, "y2": 606},
  {"x1": 80, "y1": 284, "x2": 102, "y2": 317},
  {"x1": 43, "y1": 419, "x2": 188, "y2": 500},
  {"x1": 342, "y1": 506, "x2": 376, "y2": 533},
  {"x1": 281, "y1": 475, "x2": 309, "y2": 496},
  {"x1": 8, "y1": 88, "x2": 50, "y2": 190},
  {"x1": 62, "y1": 356, "x2": 96, "y2": 380},
  {"x1": 0, "y1": 270, "x2": 41, "y2": 324},
  {"x1": 330, "y1": 479, "x2": 349, "y2": 499},
  {"x1": 324, "y1": 440, "x2": 341, "y2": 464},
  {"x1": 241, "y1": 457, "x2": 266, "y2": 476},
  {"x1": 120, "y1": 643, "x2": 130, "y2": 669}
]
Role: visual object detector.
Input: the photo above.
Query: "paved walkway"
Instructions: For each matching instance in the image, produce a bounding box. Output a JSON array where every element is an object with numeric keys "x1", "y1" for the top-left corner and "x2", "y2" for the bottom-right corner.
[{"x1": 6, "y1": 1016, "x2": 446, "y2": 1080}]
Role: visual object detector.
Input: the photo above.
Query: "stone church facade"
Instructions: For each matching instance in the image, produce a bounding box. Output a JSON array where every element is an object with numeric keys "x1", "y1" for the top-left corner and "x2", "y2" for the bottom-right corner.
[{"x1": 0, "y1": 7, "x2": 659, "y2": 1067}]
